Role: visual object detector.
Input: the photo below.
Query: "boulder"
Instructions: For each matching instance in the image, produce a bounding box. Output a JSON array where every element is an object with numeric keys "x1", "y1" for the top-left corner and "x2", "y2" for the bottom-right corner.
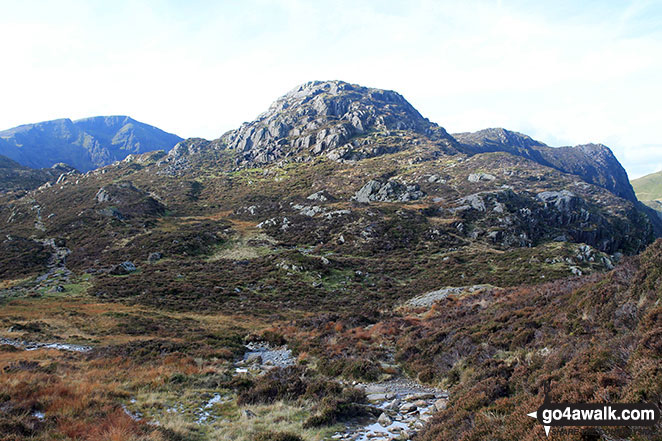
[
  {"x1": 377, "y1": 412, "x2": 392, "y2": 426},
  {"x1": 147, "y1": 252, "x2": 162, "y2": 263},
  {"x1": 366, "y1": 393, "x2": 388, "y2": 402},
  {"x1": 95, "y1": 188, "x2": 112, "y2": 203},
  {"x1": 109, "y1": 261, "x2": 137, "y2": 275},
  {"x1": 468, "y1": 172, "x2": 496, "y2": 183},
  {"x1": 434, "y1": 398, "x2": 448, "y2": 412},
  {"x1": 400, "y1": 402, "x2": 417, "y2": 413}
]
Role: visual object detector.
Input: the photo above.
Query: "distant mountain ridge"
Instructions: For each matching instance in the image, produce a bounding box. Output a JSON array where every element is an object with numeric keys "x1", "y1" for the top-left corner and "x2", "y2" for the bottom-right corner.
[{"x1": 0, "y1": 115, "x2": 182, "y2": 172}]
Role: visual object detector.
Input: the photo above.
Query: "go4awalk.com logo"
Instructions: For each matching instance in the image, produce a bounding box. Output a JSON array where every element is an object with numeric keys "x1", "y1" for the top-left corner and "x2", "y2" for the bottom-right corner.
[{"x1": 527, "y1": 383, "x2": 660, "y2": 437}]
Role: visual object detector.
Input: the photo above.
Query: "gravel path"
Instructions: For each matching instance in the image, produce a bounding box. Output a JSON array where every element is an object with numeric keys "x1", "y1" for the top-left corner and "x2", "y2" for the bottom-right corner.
[{"x1": 333, "y1": 378, "x2": 449, "y2": 441}]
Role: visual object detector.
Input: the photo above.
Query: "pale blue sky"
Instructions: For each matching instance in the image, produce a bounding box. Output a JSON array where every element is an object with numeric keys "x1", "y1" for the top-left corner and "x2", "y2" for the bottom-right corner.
[{"x1": 1, "y1": 0, "x2": 661, "y2": 178}]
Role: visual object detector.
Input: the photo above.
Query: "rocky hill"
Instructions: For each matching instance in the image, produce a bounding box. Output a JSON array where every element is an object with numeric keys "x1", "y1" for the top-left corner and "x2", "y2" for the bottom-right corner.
[
  {"x1": 0, "y1": 115, "x2": 182, "y2": 172},
  {"x1": 454, "y1": 128, "x2": 637, "y2": 202},
  {"x1": 0, "y1": 81, "x2": 660, "y2": 441},
  {"x1": 221, "y1": 80, "x2": 458, "y2": 164}
]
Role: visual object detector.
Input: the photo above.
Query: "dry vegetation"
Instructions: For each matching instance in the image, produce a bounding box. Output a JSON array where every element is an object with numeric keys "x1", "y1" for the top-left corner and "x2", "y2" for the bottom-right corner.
[{"x1": 1, "y1": 122, "x2": 660, "y2": 440}]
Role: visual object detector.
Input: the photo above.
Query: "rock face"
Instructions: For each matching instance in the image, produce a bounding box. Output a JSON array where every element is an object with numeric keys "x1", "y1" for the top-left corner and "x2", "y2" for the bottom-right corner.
[
  {"x1": 0, "y1": 116, "x2": 182, "y2": 171},
  {"x1": 220, "y1": 80, "x2": 458, "y2": 165},
  {"x1": 454, "y1": 128, "x2": 637, "y2": 202},
  {"x1": 536, "y1": 190, "x2": 581, "y2": 213}
]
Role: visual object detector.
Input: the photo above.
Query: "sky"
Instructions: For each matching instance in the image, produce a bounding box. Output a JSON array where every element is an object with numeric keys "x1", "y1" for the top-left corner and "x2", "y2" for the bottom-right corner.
[{"x1": 1, "y1": 0, "x2": 661, "y2": 178}]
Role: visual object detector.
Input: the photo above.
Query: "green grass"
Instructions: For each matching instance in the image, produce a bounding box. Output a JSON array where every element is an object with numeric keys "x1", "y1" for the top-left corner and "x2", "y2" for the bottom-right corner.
[{"x1": 632, "y1": 169, "x2": 662, "y2": 201}]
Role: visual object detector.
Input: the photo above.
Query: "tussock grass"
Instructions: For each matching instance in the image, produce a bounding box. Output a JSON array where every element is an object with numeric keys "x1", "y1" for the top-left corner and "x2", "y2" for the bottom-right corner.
[{"x1": 207, "y1": 401, "x2": 339, "y2": 441}]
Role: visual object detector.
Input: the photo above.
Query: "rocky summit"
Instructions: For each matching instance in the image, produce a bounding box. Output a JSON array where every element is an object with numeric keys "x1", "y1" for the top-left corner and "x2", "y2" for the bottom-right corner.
[
  {"x1": 221, "y1": 80, "x2": 457, "y2": 164},
  {"x1": 0, "y1": 80, "x2": 661, "y2": 441}
]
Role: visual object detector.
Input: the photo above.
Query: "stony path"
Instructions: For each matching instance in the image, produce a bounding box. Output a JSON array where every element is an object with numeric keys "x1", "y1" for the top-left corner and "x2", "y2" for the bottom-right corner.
[
  {"x1": 0, "y1": 237, "x2": 72, "y2": 300},
  {"x1": 235, "y1": 341, "x2": 295, "y2": 372},
  {"x1": 120, "y1": 341, "x2": 447, "y2": 439},
  {"x1": 332, "y1": 378, "x2": 448, "y2": 441}
]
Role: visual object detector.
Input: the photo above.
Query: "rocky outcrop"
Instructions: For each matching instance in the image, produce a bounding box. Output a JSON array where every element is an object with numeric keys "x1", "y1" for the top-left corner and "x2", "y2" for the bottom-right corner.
[
  {"x1": 94, "y1": 181, "x2": 165, "y2": 218},
  {"x1": 353, "y1": 180, "x2": 425, "y2": 203},
  {"x1": 404, "y1": 285, "x2": 496, "y2": 309},
  {"x1": 467, "y1": 172, "x2": 495, "y2": 183}
]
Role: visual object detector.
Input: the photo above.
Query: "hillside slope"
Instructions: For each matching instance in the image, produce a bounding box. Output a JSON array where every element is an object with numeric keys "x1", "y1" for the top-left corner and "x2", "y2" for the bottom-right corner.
[
  {"x1": 632, "y1": 169, "x2": 662, "y2": 211},
  {"x1": 0, "y1": 80, "x2": 659, "y2": 441}
]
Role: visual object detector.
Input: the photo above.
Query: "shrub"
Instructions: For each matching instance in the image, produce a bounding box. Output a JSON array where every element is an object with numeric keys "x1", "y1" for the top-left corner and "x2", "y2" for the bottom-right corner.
[
  {"x1": 303, "y1": 387, "x2": 368, "y2": 428},
  {"x1": 252, "y1": 432, "x2": 304, "y2": 441},
  {"x1": 318, "y1": 357, "x2": 381, "y2": 382},
  {"x1": 237, "y1": 367, "x2": 308, "y2": 406}
]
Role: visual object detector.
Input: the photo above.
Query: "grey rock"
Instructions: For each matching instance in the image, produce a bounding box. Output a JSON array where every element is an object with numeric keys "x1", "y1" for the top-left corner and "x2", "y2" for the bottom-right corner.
[
  {"x1": 366, "y1": 393, "x2": 388, "y2": 402},
  {"x1": 353, "y1": 180, "x2": 424, "y2": 203},
  {"x1": 95, "y1": 188, "x2": 112, "y2": 203},
  {"x1": 293, "y1": 204, "x2": 325, "y2": 217},
  {"x1": 307, "y1": 190, "x2": 333, "y2": 202},
  {"x1": 459, "y1": 193, "x2": 486, "y2": 211},
  {"x1": 221, "y1": 81, "x2": 441, "y2": 166},
  {"x1": 536, "y1": 190, "x2": 579, "y2": 212},
  {"x1": 147, "y1": 252, "x2": 162, "y2": 263},
  {"x1": 386, "y1": 399, "x2": 401, "y2": 410},
  {"x1": 400, "y1": 402, "x2": 417, "y2": 413},
  {"x1": 434, "y1": 398, "x2": 448, "y2": 411},
  {"x1": 405, "y1": 285, "x2": 493, "y2": 308},
  {"x1": 109, "y1": 261, "x2": 137, "y2": 275},
  {"x1": 377, "y1": 412, "x2": 392, "y2": 426},
  {"x1": 468, "y1": 172, "x2": 496, "y2": 183}
]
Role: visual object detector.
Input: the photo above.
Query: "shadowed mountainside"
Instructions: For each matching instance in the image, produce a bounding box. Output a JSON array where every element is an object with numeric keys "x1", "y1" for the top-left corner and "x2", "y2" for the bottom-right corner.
[{"x1": 0, "y1": 115, "x2": 182, "y2": 172}]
